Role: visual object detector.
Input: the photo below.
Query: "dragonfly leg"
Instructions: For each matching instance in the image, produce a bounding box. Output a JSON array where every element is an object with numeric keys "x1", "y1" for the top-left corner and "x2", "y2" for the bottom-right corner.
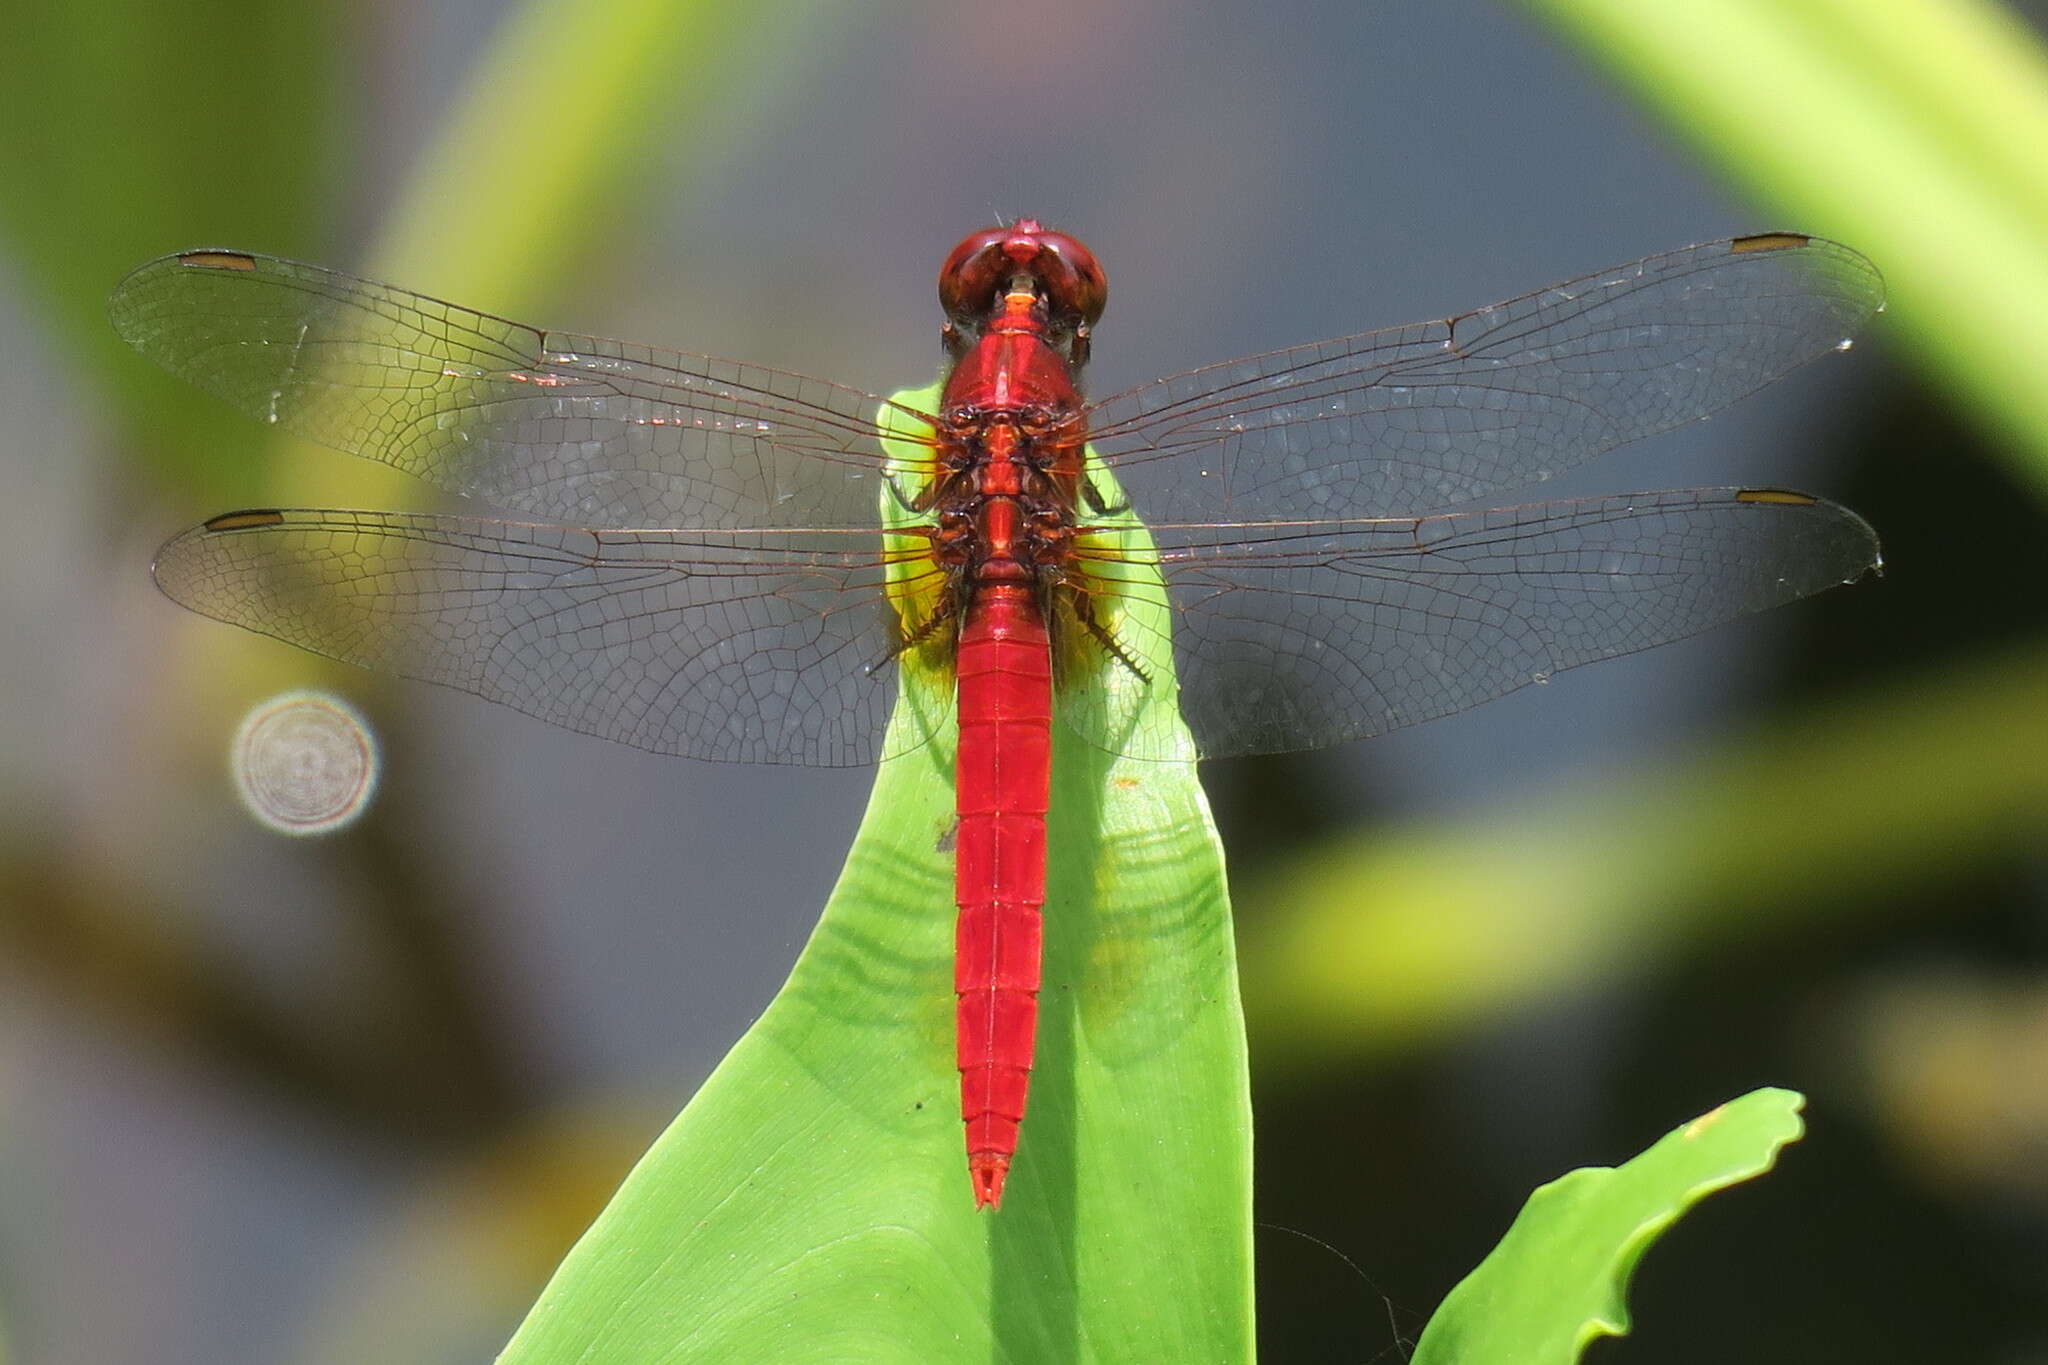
[
  {"x1": 872, "y1": 595, "x2": 958, "y2": 673},
  {"x1": 1079, "y1": 473, "x2": 1129, "y2": 517},
  {"x1": 1067, "y1": 588, "x2": 1150, "y2": 684},
  {"x1": 885, "y1": 467, "x2": 945, "y2": 516}
]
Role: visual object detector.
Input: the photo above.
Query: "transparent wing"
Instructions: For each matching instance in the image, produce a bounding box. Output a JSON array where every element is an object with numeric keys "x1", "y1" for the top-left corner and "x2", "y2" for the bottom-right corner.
[
  {"x1": 1083, "y1": 235, "x2": 1884, "y2": 522},
  {"x1": 1061, "y1": 487, "x2": 1880, "y2": 760},
  {"x1": 111, "y1": 251, "x2": 930, "y2": 528},
  {"x1": 152, "y1": 510, "x2": 931, "y2": 766}
]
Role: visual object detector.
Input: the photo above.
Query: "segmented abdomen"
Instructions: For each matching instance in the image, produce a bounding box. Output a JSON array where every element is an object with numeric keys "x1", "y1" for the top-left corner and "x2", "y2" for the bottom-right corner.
[{"x1": 952, "y1": 580, "x2": 1052, "y2": 1210}]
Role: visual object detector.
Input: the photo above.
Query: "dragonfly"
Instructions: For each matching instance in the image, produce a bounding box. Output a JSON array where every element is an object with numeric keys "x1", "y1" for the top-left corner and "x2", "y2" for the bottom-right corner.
[{"x1": 115, "y1": 222, "x2": 1883, "y2": 1209}]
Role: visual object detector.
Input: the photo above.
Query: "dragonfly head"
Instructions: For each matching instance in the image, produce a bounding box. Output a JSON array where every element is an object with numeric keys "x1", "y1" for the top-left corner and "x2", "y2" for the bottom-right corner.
[{"x1": 939, "y1": 220, "x2": 1107, "y2": 366}]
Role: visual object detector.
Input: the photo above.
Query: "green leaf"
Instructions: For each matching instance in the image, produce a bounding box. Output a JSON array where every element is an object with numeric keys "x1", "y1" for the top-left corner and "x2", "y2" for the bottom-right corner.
[
  {"x1": 1520, "y1": 0, "x2": 2048, "y2": 495},
  {"x1": 1413, "y1": 1087, "x2": 1807, "y2": 1364},
  {"x1": 1241, "y1": 641, "x2": 2048, "y2": 1064},
  {"x1": 496, "y1": 385, "x2": 1254, "y2": 1362},
  {"x1": 0, "y1": 0, "x2": 344, "y2": 498},
  {"x1": 366, "y1": 0, "x2": 850, "y2": 312}
]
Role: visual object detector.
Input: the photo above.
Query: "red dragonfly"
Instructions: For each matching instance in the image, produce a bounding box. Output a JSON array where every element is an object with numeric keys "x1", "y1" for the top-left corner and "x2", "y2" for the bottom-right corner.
[{"x1": 115, "y1": 222, "x2": 1882, "y2": 1209}]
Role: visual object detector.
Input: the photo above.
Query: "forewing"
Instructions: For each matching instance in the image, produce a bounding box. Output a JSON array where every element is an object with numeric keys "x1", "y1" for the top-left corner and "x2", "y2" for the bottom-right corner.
[
  {"x1": 153, "y1": 510, "x2": 925, "y2": 766},
  {"x1": 1061, "y1": 488, "x2": 1879, "y2": 760},
  {"x1": 1083, "y1": 235, "x2": 1883, "y2": 522},
  {"x1": 110, "y1": 251, "x2": 927, "y2": 528}
]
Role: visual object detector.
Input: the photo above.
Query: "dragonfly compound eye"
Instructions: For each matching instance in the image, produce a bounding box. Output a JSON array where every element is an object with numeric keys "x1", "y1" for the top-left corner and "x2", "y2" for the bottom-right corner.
[{"x1": 938, "y1": 220, "x2": 1108, "y2": 330}]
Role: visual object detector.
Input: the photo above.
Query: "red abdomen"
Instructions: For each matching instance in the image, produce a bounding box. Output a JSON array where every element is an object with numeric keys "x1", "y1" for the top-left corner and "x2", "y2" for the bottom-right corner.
[{"x1": 953, "y1": 580, "x2": 1052, "y2": 1210}]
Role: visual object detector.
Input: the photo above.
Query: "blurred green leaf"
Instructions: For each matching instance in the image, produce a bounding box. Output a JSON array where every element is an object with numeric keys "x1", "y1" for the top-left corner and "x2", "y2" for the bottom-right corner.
[
  {"x1": 1522, "y1": 0, "x2": 2048, "y2": 495},
  {"x1": 496, "y1": 386, "x2": 1254, "y2": 1363},
  {"x1": 368, "y1": 0, "x2": 845, "y2": 311},
  {"x1": 289, "y1": 1100, "x2": 662, "y2": 1365},
  {"x1": 321, "y1": 0, "x2": 851, "y2": 510},
  {"x1": 107, "y1": 0, "x2": 857, "y2": 747},
  {"x1": 0, "y1": 0, "x2": 344, "y2": 496},
  {"x1": 1242, "y1": 642, "x2": 2048, "y2": 1063},
  {"x1": 1413, "y1": 1088, "x2": 1806, "y2": 1363}
]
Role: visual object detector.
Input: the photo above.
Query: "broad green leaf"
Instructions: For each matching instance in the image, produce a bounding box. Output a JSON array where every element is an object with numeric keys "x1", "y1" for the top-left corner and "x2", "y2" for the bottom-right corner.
[
  {"x1": 1413, "y1": 1087, "x2": 1807, "y2": 1364},
  {"x1": 497, "y1": 384, "x2": 1254, "y2": 1363}
]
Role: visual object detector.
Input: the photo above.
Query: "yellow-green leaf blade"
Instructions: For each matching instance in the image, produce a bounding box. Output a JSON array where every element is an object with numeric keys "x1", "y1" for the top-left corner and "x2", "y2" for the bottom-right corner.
[
  {"x1": 496, "y1": 385, "x2": 1253, "y2": 1362},
  {"x1": 1414, "y1": 1087, "x2": 1807, "y2": 1364}
]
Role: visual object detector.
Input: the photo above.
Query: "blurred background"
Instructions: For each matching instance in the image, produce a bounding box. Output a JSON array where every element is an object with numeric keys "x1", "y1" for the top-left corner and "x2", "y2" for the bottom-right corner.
[{"x1": 2, "y1": 0, "x2": 2045, "y2": 1361}]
